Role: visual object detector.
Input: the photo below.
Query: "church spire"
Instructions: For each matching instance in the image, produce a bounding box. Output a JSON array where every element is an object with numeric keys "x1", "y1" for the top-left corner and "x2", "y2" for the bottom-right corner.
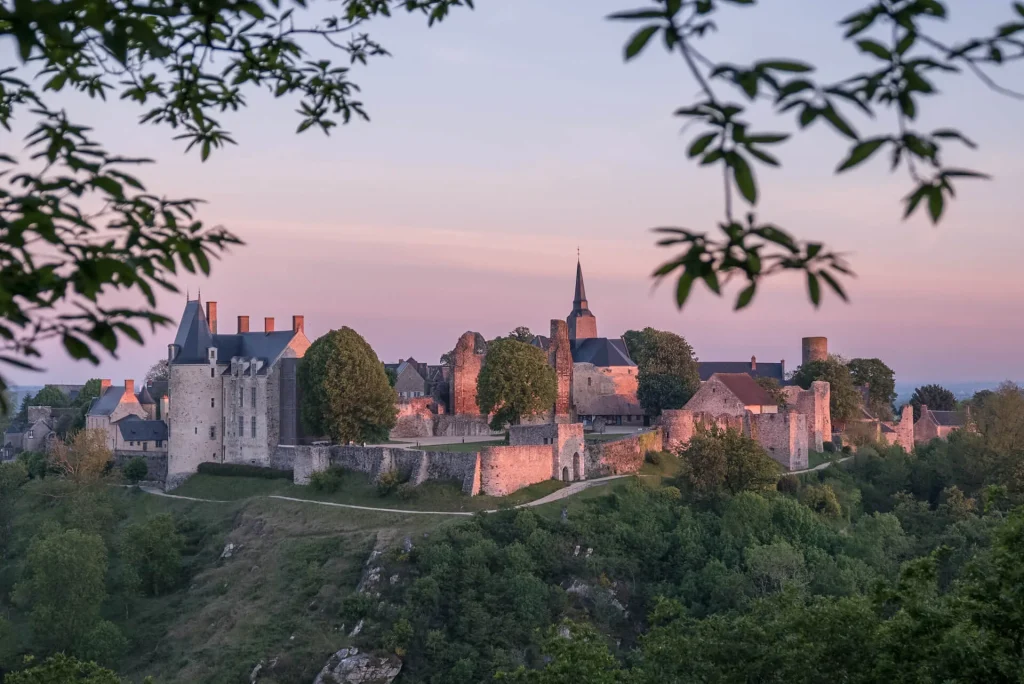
[
  {"x1": 573, "y1": 259, "x2": 588, "y2": 309},
  {"x1": 567, "y1": 255, "x2": 597, "y2": 340}
]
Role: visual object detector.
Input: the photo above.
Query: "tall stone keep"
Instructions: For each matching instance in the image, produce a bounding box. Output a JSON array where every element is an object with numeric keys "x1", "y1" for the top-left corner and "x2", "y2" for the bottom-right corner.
[
  {"x1": 548, "y1": 319, "x2": 574, "y2": 422},
  {"x1": 801, "y1": 336, "x2": 828, "y2": 365},
  {"x1": 450, "y1": 331, "x2": 487, "y2": 415},
  {"x1": 567, "y1": 259, "x2": 597, "y2": 340}
]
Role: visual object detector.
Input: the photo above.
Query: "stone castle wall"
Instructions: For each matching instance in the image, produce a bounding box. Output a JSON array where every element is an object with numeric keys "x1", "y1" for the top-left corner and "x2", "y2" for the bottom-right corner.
[
  {"x1": 433, "y1": 414, "x2": 497, "y2": 437},
  {"x1": 392, "y1": 398, "x2": 437, "y2": 438},
  {"x1": 750, "y1": 411, "x2": 808, "y2": 470},
  {"x1": 549, "y1": 320, "x2": 574, "y2": 421},
  {"x1": 451, "y1": 331, "x2": 485, "y2": 415},
  {"x1": 572, "y1": 363, "x2": 642, "y2": 420},
  {"x1": 782, "y1": 381, "x2": 831, "y2": 451},
  {"x1": 113, "y1": 450, "x2": 168, "y2": 485},
  {"x1": 661, "y1": 410, "x2": 744, "y2": 450},
  {"x1": 478, "y1": 445, "x2": 553, "y2": 496},
  {"x1": 167, "y1": 363, "x2": 224, "y2": 489},
  {"x1": 683, "y1": 376, "x2": 750, "y2": 416},
  {"x1": 509, "y1": 422, "x2": 586, "y2": 481},
  {"x1": 586, "y1": 429, "x2": 663, "y2": 477}
]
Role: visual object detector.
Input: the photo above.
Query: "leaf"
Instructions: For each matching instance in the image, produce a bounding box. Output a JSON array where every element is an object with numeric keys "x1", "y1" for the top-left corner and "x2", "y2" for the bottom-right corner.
[
  {"x1": 821, "y1": 104, "x2": 858, "y2": 139},
  {"x1": 903, "y1": 184, "x2": 929, "y2": 218},
  {"x1": 1016, "y1": 2, "x2": 1024, "y2": 17},
  {"x1": 857, "y1": 39, "x2": 892, "y2": 60},
  {"x1": 62, "y1": 334, "x2": 95, "y2": 361},
  {"x1": 807, "y1": 272, "x2": 821, "y2": 307},
  {"x1": 732, "y1": 153, "x2": 757, "y2": 204},
  {"x1": 798, "y1": 105, "x2": 818, "y2": 127},
  {"x1": 757, "y1": 60, "x2": 813, "y2": 73},
  {"x1": 745, "y1": 133, "x2": 789, "y2": 144},
  {"x1": 607, "y1": 9, "x2": 665, "y2": 20},
  {"x1": 836, "y1": 138, "x2": 887, "y2": 172},
  {"x1": 624, "y1": 26, "x2": 659, "y2": 60},
  {"x1": 745, "y1": 146, "x2": 779, "y2": 167},
  {"x1": 927, "y1": 186, "x2": 944, "y2": 223},
  {"x1": 688, "y1": 133, "x2": 717, "y2": 158},
  {"x1": 675, "y1": 272, "x2": 694, "y2": 308},
  {"x1": 895, "y1": 31, "x2": 916, "y2": 55},
  {"x1": 735, "y1": 283, "x2": 756, "y2": 310}
]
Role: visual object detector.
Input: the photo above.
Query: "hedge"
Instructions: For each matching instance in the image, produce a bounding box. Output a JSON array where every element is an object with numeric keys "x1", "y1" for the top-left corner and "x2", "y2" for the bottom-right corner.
[{"x1": 196, "y1": 462, "x2": 294, "y2": 480}]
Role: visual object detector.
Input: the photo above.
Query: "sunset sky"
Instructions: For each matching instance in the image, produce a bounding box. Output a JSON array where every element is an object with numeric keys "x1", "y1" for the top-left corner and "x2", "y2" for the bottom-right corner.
[{"x1": 6, "y1": 0, "x2": 1023, "y2": 387}]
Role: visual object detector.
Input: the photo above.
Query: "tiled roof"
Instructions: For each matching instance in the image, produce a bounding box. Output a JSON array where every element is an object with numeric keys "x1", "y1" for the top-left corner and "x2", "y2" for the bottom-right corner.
[
  {"x1": 570, "y1": 338, "x2": 636, "y2": 367},
  {"x1": 116, "y1": 418, "x2": 168, "y2": 442},
  {"x1": 712, "y1": 373, "x2": 775, "y2": 407},
  {"x1": 928, "y1": 410, "x2": 964, "y2": 427},
  {"x1": 698, "y1": 361, "x2": 785, "y2": 382}
]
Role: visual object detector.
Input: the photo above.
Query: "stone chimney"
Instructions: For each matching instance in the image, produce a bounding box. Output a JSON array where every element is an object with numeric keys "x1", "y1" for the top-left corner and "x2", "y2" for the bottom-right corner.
[
  {"x1": 159, "y1": 395, "x2": 169, "y2": 421},
  {"x1": 124, "y1": 379, "x2": 135, "y2": 398},
  {"x1": 292, "y1": 315, "x2": 304, "y2": 334},
  {"x1": 100, "y1": 379, "x2": 111, "y2": 392},
  {"x1": 920, "y1": 404, "x2": 928, "y2": 420},
  {"x1": 264, "y1": 317, "x2": 274, "y2": 333},
  {"x1": 237, "y1": 315, "x2": 249, "y2": 333},
  {"x1": 750, "y1": 355, "x2": 757, "y2": 371},
  {"x1": 206, "y1": 301, "x2": 218, "y2": 334}
]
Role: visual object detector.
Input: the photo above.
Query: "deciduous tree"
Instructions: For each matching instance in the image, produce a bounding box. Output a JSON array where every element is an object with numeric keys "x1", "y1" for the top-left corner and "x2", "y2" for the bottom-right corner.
[
  {"x1": 145, "y1": 360, "x2": 170, "y2": 384},
  {"x1": 792, "y1": 357, "x2": 861, "y2": 426},
  {"x1": 298, "y1": 328, "x2": 397, "y2": 444},
  {"x1": 4, "y1": 654, "x2": 122, "y2": 684},
  {"x1": 48, "y1": 429, "x2": 112, "y2": 484},
  {"x1": 120, "y1": 514, "x2": 185, "y2": 596},
  {"x1": 755, "y1": 377, "x2": 788, "y2": 410},
  {"x1": 477, "y1": 339, "x2": 558, "y2": 431},
  {"x1": 847, "y1": 358, "x2": 897, "y2": 420},
  {"x1": 910, "y1": 384, "x2": 957, "y2": 420},
  {"x1": 679, "y1": 424, "x2": 779, "y2": 496},
  {"x1": 624, "y1": 328, "x2": 701, "y2": 415},
  {"x1": 123, "y1": 457, "x2": 149, "y2": 485}
]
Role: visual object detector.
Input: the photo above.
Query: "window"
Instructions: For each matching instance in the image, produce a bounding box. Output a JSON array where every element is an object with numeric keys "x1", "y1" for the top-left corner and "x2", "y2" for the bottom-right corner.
[
  {"x1": 251, "y1": 386, "x2": 256, "y2": 407},
  {"x1": 587, "y1": 377, "x2": 592, "y2": 387},
  {"x1": 156, "y1": 440, "x2": 163, "y2": 448},
  {"x1": 239, "y1": 386, "x2": 244, "y2": 407},
  {"x1": 251, "y1": 416, "x2": 257, "y2": 438},
  {"x1": 194, "y1": 427, "x2": 198, "y2": 435},
  {"x1": 210, "y1": 368, "x2": 215, "y2": 378},
  {"x1": 238, "y1": 416, "x2": 244, "y2": 437},
  {"x1": 209, "y1": 425, "x2": 216, "y2": 440},
  {"x1": 27, "y1": 430, "x2": 34, "y2": 439},
  {"x1": 143, "y1": 442, "x2": 148, "y2": 452},
  {"x1": 211, "y1": 397, "x2": 215, "y2": 408}
]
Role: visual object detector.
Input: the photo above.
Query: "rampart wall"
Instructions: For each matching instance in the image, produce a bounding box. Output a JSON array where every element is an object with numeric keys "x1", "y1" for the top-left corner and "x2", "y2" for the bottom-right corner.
[
  {"x1": 586, "y1": 429, "x2": 663, "y2": 477},
  {"x1": 478, "y1": 445, "x2": 554, "y2": 496},
  {"x1": 782, "y1": 381, "x2": 831, "y2": 451}
]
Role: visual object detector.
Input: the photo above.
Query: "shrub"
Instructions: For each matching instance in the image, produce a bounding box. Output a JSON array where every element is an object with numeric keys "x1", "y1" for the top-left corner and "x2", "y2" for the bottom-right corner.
[
  {"x1": 832, "y1": 435, "x2": 844, "y2": 450},
  {"x1": 397, "y1": 482, "x2": 419, "y2": 501},
  {"x1": 822, "y1": 441, "x2": 836, "y2": 453},
  {"x1": 801, "y1": 484, "x2": 843, "y2": 518},
  {"x1": 645, "y1": 450, "x2": 663, "y2": 466},
  {"x1": 17, "y1": 450, "x2": 48, "y2": 479},
  {"x1": 777, "y1": 475, "x2": 800, "y2": 495},
  {"x1": 196, "y1": 462, "x2": 293, "y2": 480},
  {"x1": 310, "y1": 467, "x2": 345, "y2": 493},
  {"x1": 376, "y1": 469, "x2": 404, "y2": 496},
  {"x1": 123, "y1": 457, "x2": 148, "y2": 484},
  {"x1": 842, "y1": 445, "x2": 853, "y2": 454}
]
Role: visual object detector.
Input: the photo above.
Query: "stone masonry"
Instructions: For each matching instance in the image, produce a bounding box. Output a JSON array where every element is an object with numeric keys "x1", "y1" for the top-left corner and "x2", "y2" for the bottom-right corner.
[
  {"x1": 782, "y1": 381, "x2": 831, "y2": 452},
  {"x1": 548, "y1": 320, "x2": 574, "y2": 422},
  {"x1": 450, "y1": 331, "x2": 486, "y2": 416}
]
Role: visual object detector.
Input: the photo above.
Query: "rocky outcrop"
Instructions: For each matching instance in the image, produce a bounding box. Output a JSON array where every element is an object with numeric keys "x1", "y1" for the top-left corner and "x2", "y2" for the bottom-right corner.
[{"x1": 312, "y1": 648, "x2": 402, "y2": 684}]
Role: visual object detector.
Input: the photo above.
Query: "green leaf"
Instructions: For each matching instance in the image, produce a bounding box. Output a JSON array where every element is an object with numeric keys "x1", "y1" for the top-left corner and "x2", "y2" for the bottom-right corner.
[
  {"x1": 836, "y1": 138, "x2": 887, "y2": 172},
  {"x1": 757, "y1": 60, "x2": 813, "y2": 73},
  {"x1": 732, "y1": 153, "x2": 757, "y2": 204},
  {"x1": 798, "y1": 105, "x2": 818, "y2": 128},
  {"x1": 675, "y1": 272, "x2": 694, "y2": 308},
  {"x1": 821, "y1": 105, "x2": 858, "y2": 139},
  {"x1": 62, "y1": 334, "x2": 95, "y2": 361},
  {"x1": 735, "y1": 283, "x2": 756, "y2": 310},
  {"x1": 744, "y1": 133, "x2": 789, "y2": 144},
  {"x1": 895, "y1": 31, "x2": 916, "y2": 55},
  {"x1": 903, "y1": 184, "x2": 929, "y2": 218},
  {"x1": 857, "y1": 39, "x2": 892, "y2": 60},
  {"x1": 624, "y1": 26, "x2": 659, "y2": 60},
  {"x1": 1015, "y1": 2, "x2": 1024, "y2": 17},
  {"x1": 607, "y1": 9, "x2": 665, "y2": 20},
  {"x1": 932, "y1": 129, "x2": 977, "y2": 149},
  {"x1": 688, "y1": 133, "x2": 717, "y2": 158},
  {"x1": 745, "y1": 146, "x2": 779, "y2": 167},
  {"x1": 927, "y1": 186, "x2": 944, "y2": 223},
  {"x1": 807, "y1": 272, "x2": 821, "y2": 307},
  {"x1": 820, "y1": 271, "x2": 849, "y2": 302}
]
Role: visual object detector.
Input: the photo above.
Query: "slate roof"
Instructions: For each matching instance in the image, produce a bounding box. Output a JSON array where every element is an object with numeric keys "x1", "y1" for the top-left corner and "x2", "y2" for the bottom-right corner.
[
  {"x1": 881, "y1": 423, "x2": 896, "y2": 434},
  {"x1": 927, "y1": 410, "x2": 965, "y2": 427},
  {"x1": 116, "y1": 418, "x2": 168, "y2": 442},
  {"x1": 698, "y1": 361, "x2": 785, "y2": 382},
  {"x1": 711, "y1": 373, "x2": 776, "y2": 407},
  {"x1": 576, "y1": 394, "x2": 644, "y2": 417},
  {"x1": 88, "y1": 386, "x2": 126, "y2": 416},
  {"x1": 148, "y1": 380, "x2": 169, "y2": 400},
  {"x1": 170, "y1": 299, "x2": 300, "y2": 366},
  {"x1": 570, "y1": 338, "x2": 636, "y2": 367},
  {"x1": 136, "y1": 386, "x2": 155, "y2": 405}
]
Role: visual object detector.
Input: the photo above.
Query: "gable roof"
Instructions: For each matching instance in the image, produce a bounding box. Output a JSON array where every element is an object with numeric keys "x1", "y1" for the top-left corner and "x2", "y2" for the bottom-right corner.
[
  {"x1": 116, "y1": 418, "x2": 168, "y2": 442},
  {"x1": 88, "y1": 386, "x2": 126, "y2": 416},
  {"x1": 148, "y1": 380, "x2": 169, "y2": 400},
  {"x1": 570, "y1": 338, "x2": 635, "y2": 367},
  {"x1": 136, "y1": 385, "x2": 155, "y2": 405},
  {"x1": 170, "y1": 300, "x2": 301, "y2": 366},
  {"x1": 927, "y1": 410, "x2": 964, "y2": 427},
  {"x1": 698, "y1": 361, "x2": 785, "y2": 382},
  {"x1": 711, "y1": 373, "x2": 775, "y2": 407}
]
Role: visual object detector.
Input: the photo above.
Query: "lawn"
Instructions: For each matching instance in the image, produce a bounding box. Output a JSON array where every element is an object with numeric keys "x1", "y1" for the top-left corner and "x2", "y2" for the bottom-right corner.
[
  {"x1": 420, "y1": 439, "x2": 505, "y2": 452},
  {"x1": 808, "y1": 451, "x2": 838, "y2": 469}
]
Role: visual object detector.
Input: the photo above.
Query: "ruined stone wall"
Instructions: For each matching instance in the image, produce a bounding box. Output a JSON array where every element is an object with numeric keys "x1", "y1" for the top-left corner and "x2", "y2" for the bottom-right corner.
[
  {"x1": 572, "y1": 363, "x2": 642, "y2": 422},
  {"x1": 895, "y1": 404, "x2": 914, "y2": 451},
  {"x1": 660, "y1": 410, "x2": 744, "y2": 450},
  {"x1": 391, "y1": 398, "x2": 436, "y2": 439},
  {"x1": 586, "y1": 429, "x2": 663, "y2": 477},
  {"x1": 749, "y1": 411, "x2": 808, "y2": 471},
  {"x1": 478, "y1": 445, "x2": 553, "y2": 496},
  {"x1": 288, "y1": 444, "x2": 330, "y2": 485},
  {"x1": 451, "y1": 331, "x2": 485, "y2": 415},
  {"x1": 433, "y1": 414, "x2": 496, "y2": 437},
  {"x1": 783, "y1": 381, "x2": 831, "y2": 452},
  {"x1": 114, "y1": 450, "x2": 168, "y2": 484},
  {"x1": 683, "y1": 376, "x2": 749, "y2": 416},
  {"x1": 549, "y1": 320, "x2": 574, "y2": 421},
  {"x1": 509, "y1": 422, "x2": 586, "y2": 481},
  {"x1": 286, "y1": 444, "x2": 482, "y2": 493}
]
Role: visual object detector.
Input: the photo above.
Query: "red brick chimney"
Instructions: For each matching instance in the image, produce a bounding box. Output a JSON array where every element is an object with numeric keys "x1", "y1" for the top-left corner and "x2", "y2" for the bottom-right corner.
[
  {"x1": 100, "y1": 379, "x2": 111, "y2": 392},
  {"x1": 206, "y1": 301, "x2": 218, "y2": 334},
  {"x1": 750, "y1": 355, "x2": 757, "y2": 371},
  {"x1": 124, "y1": 379, "x2": 135, "y2": 398},
  {"x1": 264, "y1": 317, "x2": 274, "y2": 333},
  {"x1": 292, "y1": 315, "x2": 304, "y2": 334},
  {"x1": 237, "y1": 315, "x2": 249, "y2": 333}
]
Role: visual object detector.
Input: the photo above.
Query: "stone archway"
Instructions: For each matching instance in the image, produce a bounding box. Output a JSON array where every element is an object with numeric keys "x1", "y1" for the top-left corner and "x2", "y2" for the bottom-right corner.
[
  {"x1": 561, "y1": 466, "x2": 570, "y2": 482},
  {"x1": 572, "y1": 452, "x2": 581, "y2": 481}
]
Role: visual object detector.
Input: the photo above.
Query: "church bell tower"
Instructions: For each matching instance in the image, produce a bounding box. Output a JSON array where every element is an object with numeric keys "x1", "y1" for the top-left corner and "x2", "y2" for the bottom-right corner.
[{"x1": 567, "y1": 258, "x2": 597, "y2": 340}]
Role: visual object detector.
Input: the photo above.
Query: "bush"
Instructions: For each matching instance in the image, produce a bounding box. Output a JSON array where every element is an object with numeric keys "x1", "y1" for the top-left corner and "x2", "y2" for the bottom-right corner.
[
  {"x1": 376, "y1": 469, "x2": 404, "y2": 497},
  {"x1": 822, "y1": 441, "x2": 836, "y2": 453},
  {"x1": 645, "y1": 450, "x2": 664, "y2": 466},
  {"x1": 16, "y1": 451, "x2": 47, "y2": 479},
  {"x1": 196, "y1": 462, "x2": 293, "y2": 480},
  {"x1": 832, "y1": 435, "x2": 844, "y2": 450},
  {"x1": 842, "y1": 445, "x2": 853, "y2": 454},
  {"x1": 310, "y1": 467, "x2": 345, "y2": 493},
  {"x1": 397, "y1": 482, "x2": 419, "y2": 501},
  {"x1": 777, "y1": 475, "x2": 801, "y2": 495},
  {"x1": 123, "y1": 457, "x2": 148, "y2": 484}
]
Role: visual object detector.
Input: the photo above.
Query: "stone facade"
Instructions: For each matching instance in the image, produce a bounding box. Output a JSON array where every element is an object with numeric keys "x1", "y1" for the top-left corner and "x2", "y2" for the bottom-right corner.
[
  {"x1": 509, "y1": 422, "x2": 586, "y2": 482},
  {"x1": 572, "y1": 364, "x2": 643, "y2": 426},
  {"x1": 661, "y1": 410, "x2": 744, "y2": 450},
  {"x1": 478, "y1": 445, "x2": 554, "y2": 496},
  {"x1": 782, "y1": 381, "x2": 832, "y2": 452},
  {"x1": 586, "y1": 429, "x2": 663, "y2": 477},
  {"x1": 450, "y1": 331, "x2": 486, "y2": 416},
  {"x1": 914, "y1": 406, "x2": 966, "y2": 443},
  {"x1": 749, "y1": 411, "x2": 809, "y2": 470},
  {"x1": 392, "y1": 398, "x2": 438, "y2": 438},
  {"x1": 801, "y1": 336, "x2": 828, "y2": 364},
  {"x1": 548, "y1": 320, "x2": 575, "y2": 422}
]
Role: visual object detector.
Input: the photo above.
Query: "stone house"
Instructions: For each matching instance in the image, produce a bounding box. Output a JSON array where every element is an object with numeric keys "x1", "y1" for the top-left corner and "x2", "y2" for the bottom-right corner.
[
  {"x1": 684, "y1": 373, "x2": 779, "y2": 416},
  {"x1": 114, "y1": 416, "x2": 168, "y2": 453},
  {"x1": 915, "y1": 405, "x2": 966, "y2": 443},
  {"x1": 165, "y1": 298, "x2": 310, "y2": 488},
  {"x1": 2, "y1": 406, "x2": 69, "y2": 458},
  {"x1": 698, "y1": 356, "x2": 786, "y2": 382},
  {"x1": 86, "y1": 379, "x2": 151, "y2": 450}
]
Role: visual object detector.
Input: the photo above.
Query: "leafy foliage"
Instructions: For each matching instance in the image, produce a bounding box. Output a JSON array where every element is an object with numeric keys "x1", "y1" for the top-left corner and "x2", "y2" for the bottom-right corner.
[
  {"x1": 792, "y1": 357, "x2": 862, "y2": 425},
  {"x1": 609, "y1": 0, "x2": 1023, "y2": 310},
  {"x1": 0, "y1": 0, "x2": 474, "y2": 409},
  {"x1": 507, "y1": 327, "x2": 536, "y2": 344},
  {"x1": 910, "y1": 383, "x2": 957, "y2": 420},
  {"x1": 298, "y1": 327, "x2": 397, "y2": 444},
  {"x1": 120, "y1": 514, "x2": 185, "y2": 596},
  {"x1": 48, "y1": 428, "x2": 113, "y2": 484},
  {"x1": 755, "y1": 376, "x2": 788, "y2": 409},
  {"x1": 847, "y1": 358, "x2": 897, "y2": 420},
  {"x1": 4, "y1": 654, "x2": 123, "y2": 684},
  {"x1": 677, "y1": 424, "x2": 780, "y2": 496},
  {"x1": 477, "y1": 338, "x2": 558, "y2": 431},
  {"x1": 623, "y1": 328, "x2": 701, "y2": 415},
  {"x1": 145, "y1": 360, "x2": 169, "y2": 384},
  {"x1": 122, "y1": 457, "x2": 148, "y2": 484}
]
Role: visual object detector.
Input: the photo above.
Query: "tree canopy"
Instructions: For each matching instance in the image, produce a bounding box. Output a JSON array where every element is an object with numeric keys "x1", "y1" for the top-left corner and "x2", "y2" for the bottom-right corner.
[
  {"x1": 298, "y1": 327, "x2": 397, "y2": 444},
  {"x1": 847, "y1": 358, "x2": 897, "y2": 420},
  {"x1": 910, "y1": 383, "x2": 957, "y2": 420},
  {"x1": 624, "y1": 327, "x2": 701, "y2": 416},
  {"x1": 792, "y1": 357, "x2": 862, "y2": 425},
  {"x1": 476, "y1": 339, "x2": 558, "y2": 431},
  {"x1": 678, "y1": 424, "x2": 780, "y2": 496}
]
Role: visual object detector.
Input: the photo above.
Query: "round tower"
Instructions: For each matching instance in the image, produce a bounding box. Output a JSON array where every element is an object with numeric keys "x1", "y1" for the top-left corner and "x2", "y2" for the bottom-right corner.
[{"x1": 801, "y1": 337, "x2": 828, "y2": 365}]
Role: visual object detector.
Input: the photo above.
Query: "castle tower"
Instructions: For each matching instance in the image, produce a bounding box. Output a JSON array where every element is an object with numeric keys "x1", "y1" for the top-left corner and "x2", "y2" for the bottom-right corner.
[
  {"x1": 567, "y1": 259, "x2": 597, "y2": 340},
  {"x1": 801, "y1": 336, "x2": 828, "y2": 365}
]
